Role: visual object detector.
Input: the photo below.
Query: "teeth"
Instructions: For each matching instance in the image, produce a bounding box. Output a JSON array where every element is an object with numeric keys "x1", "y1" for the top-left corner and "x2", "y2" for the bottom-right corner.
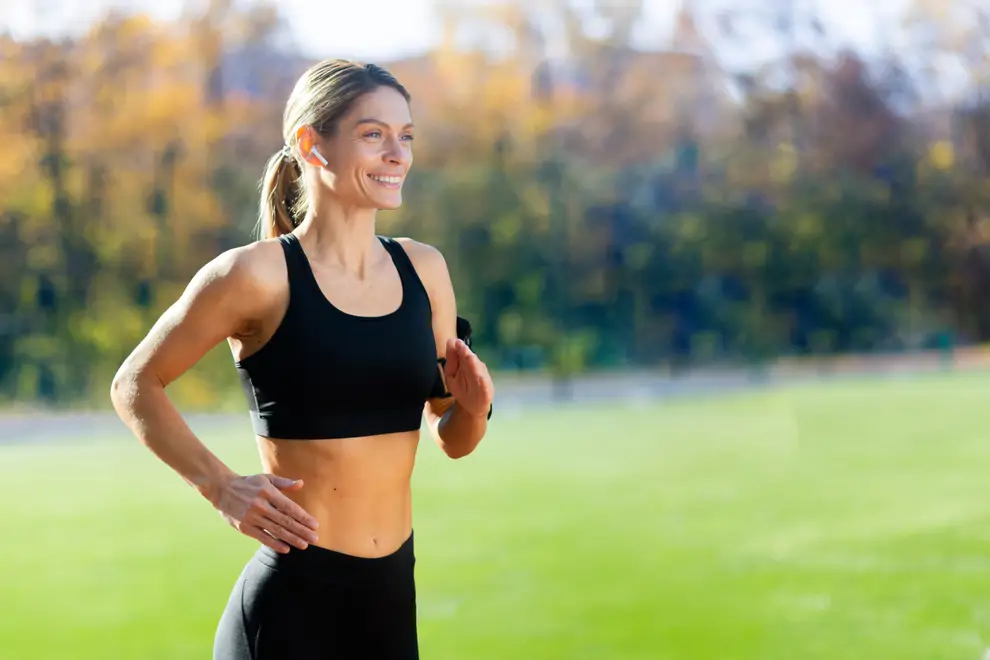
[{"x1": 370, "y1": 175, "x2": 402, "y2": 184}]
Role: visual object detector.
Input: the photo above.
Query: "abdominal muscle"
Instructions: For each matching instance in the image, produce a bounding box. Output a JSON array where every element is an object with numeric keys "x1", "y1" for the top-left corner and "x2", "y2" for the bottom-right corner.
[{"x1": 256, "y1": 430, "x2": 420, "y2": 558}]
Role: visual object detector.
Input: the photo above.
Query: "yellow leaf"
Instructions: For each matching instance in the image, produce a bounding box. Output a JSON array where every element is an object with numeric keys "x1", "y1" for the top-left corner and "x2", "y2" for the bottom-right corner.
[{"x1": 929, "y1": 141, "x2": 954, "y2": 170}]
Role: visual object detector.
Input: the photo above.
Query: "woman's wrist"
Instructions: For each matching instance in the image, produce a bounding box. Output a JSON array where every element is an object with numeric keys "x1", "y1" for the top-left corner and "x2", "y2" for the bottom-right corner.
[{"x1": 455, "y1": 399, "x2": 492, "y2": 420}]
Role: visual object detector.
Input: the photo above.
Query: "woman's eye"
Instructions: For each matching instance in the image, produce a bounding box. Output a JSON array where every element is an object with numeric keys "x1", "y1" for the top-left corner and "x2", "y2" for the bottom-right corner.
[{"x1": 363, "y1": 131, "x2": 413, "y2": 142}]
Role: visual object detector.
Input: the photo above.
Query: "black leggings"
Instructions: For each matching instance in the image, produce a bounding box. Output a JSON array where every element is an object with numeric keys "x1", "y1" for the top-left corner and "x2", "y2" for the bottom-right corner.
[{"x1": 213, "y1": 532, "x2": 419, "y2": 660}]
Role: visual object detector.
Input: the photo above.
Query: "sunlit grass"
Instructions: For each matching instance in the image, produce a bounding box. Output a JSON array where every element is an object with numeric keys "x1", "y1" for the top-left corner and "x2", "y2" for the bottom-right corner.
[{"x1": 3, "y1": 373, "x2": 990, "y2": 659}]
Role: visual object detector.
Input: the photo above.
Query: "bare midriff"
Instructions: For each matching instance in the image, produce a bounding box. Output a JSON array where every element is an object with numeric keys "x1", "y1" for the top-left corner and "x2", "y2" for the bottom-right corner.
[{"x1": 256, "y1": 430, "x2": 419, "y2": 558}]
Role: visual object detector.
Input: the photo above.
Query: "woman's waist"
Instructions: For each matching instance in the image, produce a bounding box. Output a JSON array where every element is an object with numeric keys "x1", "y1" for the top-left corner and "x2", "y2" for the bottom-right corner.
[
  {"x1": 254, "y1": 528, "x2": 416, "y2": 585},
  {"x1": 300, "y1": 491, "x2": 413, "y2": 557},
  {"x1": 260, "y1": 433, "x2": 416, "y2": 486},
  {"x1": 258, "y1": 434, "x2": 417, "y2": 556}
]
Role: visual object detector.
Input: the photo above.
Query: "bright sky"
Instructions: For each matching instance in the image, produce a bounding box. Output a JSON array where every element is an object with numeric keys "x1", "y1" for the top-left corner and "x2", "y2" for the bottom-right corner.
[
  {"x1": 0, "y1": 0, "x2": 434, "y2": 59},
  {"x1": 2, "y1": 0, "x2": 912, "y2": 63}
]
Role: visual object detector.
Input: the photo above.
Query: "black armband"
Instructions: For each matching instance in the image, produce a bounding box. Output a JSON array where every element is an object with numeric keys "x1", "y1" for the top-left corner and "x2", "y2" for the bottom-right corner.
[{"x1": 456, "y1": 316, "x2": 473, "y2": 349}]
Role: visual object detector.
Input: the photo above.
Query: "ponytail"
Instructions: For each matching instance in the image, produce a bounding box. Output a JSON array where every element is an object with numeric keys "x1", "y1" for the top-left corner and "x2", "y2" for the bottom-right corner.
[
  {"x1": 259, "y1": 60, "x2": 411, "y2": 241},
  {"x1": 257, "y1": 148, "x2": 303, "y2": 240}
]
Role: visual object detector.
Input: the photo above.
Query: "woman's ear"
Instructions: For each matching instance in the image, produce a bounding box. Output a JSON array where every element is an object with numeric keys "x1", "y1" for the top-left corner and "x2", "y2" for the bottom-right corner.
[
  {"x1": 309, "y1": 146, "x2": 329, "y2": 166},
  {"x1": 295, "y1": 125, "x2": 327, "y2": 168}
]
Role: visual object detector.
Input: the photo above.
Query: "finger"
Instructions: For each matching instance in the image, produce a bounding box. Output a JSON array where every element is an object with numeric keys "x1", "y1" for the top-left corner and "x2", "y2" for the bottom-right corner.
[
  {"x1": 462, "y1": 353, "x2": 487, "y2": 382},
  {"x1": 261, "y1": 516, "x2": 311, "y2": 551},
  {"x1": 445, "y1": 346, "x2": 461, "y2": 378},
  {"x1": 476, "y1": 361, "x2": 494, "y2": 391},
  {"x1": 463, "y1": 351, "x2": 482, "y2": 370},
  {"x1": 268, "y1": 489, "x2": 320, "y2": 531},
  {"x1": 463, "y1": 358, "x2": 493, "y2": 398},
  {"x1": 268, "y1": 475, "x2": 304, "y2": 491},
  {"x1": 241, "y1": 524, "x2": 291, "y2": 554},
  {"x1": 264, "y1": 503, "x2": 319, "y2": 544}
]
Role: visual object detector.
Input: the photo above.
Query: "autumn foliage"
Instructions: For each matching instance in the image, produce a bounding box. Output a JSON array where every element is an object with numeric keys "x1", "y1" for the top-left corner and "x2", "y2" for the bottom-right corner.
[{"x1": 3, "y1": 1, "x2": 990, "y2": 407}]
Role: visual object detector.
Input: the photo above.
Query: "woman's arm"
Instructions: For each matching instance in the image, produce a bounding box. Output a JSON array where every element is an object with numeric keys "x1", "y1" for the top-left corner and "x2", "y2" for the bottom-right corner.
[
  {"x1": 397, "y1": 239, "x2": 495, "y2": 459},
  {"x1": 426, "y1": 345, "x2": 492, "y2": 459},
  {"x1": 110, "y1": 242, "x2": 320, "y2": 553}
]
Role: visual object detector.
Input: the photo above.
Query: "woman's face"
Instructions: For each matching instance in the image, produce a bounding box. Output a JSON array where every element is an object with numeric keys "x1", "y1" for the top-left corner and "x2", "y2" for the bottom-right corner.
[{"x1": 308, "y1": 86, "x2": 414, "y2": 211}]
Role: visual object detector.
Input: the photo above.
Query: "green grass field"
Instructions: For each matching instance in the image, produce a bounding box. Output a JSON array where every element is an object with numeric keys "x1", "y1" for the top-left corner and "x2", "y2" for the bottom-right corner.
[{"x1": 4, "y1": 373, "x2": 990, "y2": 659}]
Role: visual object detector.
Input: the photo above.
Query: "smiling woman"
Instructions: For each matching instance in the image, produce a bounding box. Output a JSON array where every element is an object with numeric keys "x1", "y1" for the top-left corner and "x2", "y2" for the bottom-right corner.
[
  {"x1": 109, "y1": 59, "x2": 495, "y2": 660},
  {"x1": 258, "y1": 64, "x2": 417, "y2": 239}
]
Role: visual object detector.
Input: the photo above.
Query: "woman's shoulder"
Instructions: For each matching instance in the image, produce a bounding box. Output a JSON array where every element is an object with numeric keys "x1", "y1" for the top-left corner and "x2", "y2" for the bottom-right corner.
[
  {"x1": 191, "y1": 238, "x2": 289, "y2": 304},
  {"x1": 227, "y1": 237, "x2": 288, "y2": 277},
  {"x1": 391, "y1": 237, "x2": 455, "y2": 309},
  {"x1": 391, "y1": 237, "x2": 449, "y2": 279}
]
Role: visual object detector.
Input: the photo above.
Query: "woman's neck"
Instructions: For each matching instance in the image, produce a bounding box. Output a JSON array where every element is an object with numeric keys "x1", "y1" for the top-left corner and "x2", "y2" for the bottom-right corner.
[{"x1": 295, "y1": 201, "x2": 381, "y2": 277}]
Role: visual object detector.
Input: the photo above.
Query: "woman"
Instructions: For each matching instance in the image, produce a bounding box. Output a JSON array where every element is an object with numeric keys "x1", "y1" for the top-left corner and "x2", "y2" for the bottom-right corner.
[{"x1": 110, "y1": 59, "x2": 495, "y2": 659}]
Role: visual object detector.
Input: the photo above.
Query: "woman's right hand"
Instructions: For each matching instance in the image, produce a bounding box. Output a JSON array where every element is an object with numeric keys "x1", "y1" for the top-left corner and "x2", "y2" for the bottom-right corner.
[{"x1": 212, "y1": 473, "x2": 320, "y2": 553}]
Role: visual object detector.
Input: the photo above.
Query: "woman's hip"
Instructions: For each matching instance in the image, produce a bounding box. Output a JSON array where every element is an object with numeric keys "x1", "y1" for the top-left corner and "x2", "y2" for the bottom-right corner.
[{"x1": 214, "y1": 532, "x2": 418, "y2": 660}]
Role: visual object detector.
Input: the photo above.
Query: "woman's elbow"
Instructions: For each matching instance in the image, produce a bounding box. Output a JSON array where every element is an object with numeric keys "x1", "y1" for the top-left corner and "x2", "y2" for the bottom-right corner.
[
  {"x1": 443, "y1": 443, "x2": 476, "y2": 460},
  {"x1": 434, "y1": 433, "x2": 481, "y2": 460},
  {"x1": 109, "y1": 362, "x2": 156, "y2": 414},
  {"x1": 109, "y1": 365, "x2": 133, "y2": 408},
  {"x1": 430, "y1": 403, "x2": 487, "y2": 459}
]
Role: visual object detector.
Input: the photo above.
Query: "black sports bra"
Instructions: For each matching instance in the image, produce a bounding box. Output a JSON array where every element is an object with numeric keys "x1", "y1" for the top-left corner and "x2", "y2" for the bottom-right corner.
[{"x1": 233, "y1": 233, "x2": 455, "y2": 440}]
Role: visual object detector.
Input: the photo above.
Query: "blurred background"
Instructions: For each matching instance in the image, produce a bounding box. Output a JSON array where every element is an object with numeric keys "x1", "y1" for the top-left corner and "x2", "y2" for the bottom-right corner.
[
  {"x1": 4, "y1": 1, "x2": 990, "y2": 659},
  {"x1": 5, "y1": 0, "x2": 990, "y2": 409}
]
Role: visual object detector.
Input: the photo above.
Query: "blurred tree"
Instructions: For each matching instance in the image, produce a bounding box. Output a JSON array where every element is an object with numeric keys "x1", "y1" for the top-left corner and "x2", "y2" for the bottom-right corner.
[{"x1": 6, "y1": 0, "x2": 990, "y2": 407}]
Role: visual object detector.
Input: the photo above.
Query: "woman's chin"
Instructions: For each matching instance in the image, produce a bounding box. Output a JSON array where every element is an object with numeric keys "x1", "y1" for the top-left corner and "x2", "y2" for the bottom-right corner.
[{"x1": 373, "y1": 193, "x2": 403, "y2": 210}]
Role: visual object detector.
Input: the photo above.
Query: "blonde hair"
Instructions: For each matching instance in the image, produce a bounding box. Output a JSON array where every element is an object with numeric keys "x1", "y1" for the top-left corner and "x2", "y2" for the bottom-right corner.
[{"x1": 257, "y1": 60, "x2": 411, "y2": 240}]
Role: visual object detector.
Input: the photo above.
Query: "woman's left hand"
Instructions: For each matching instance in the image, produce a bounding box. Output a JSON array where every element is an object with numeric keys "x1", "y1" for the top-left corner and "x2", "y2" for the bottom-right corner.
[{"x1": 443, "y1": 338, "x2": 494, "y2": 417}]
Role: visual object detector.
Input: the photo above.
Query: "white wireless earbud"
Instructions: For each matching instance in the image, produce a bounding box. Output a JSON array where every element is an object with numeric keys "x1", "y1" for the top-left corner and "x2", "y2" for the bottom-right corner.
[{"x1": 310, "y1": 146, "x2": 329, "y2": 167}]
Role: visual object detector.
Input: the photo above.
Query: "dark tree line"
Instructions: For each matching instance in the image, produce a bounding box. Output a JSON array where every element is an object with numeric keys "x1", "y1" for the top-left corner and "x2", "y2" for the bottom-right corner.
[{"x1": 2, "y1": 1, "x2": 990, "y2": 407}]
